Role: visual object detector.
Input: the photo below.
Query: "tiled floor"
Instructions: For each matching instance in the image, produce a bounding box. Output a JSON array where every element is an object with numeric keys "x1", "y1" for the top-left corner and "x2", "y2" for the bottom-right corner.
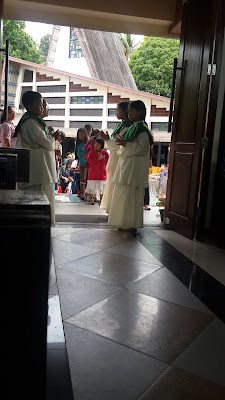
[{"x1": 49, "y1": 224, "x2": 225, "y2": 399}]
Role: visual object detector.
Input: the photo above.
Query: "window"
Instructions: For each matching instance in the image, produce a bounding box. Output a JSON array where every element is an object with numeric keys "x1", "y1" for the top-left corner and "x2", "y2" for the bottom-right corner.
[
  {"x1": 70, "y1": 109, "x2": 102, "y2": 116},
  {"x1": 108, "y1": 109, "x2": 117, "y2": 117},
  {"x1": 69, "y1": 28, "x2": 83, "y2": 58},
  {"x1": 46, "y1": 120, "x2": 64, "y2": 128},
  {"x1": 70, "y1": 96, "x2": 103, "y2": 104},
  {"x1": 45, "y1": 97, "x2": 65, "y2": 104},
  {"x1": 107, "y1": 122, "x2": 119, "y2": 129},
  {"x1": 49, "y1": 109, "x2": 65, "y2": 116},
  {"x1": 151, "y1": 122, "x2": 168, "y2": 131},
  {"x1": 37, "y1": 85, "x2": 66, "y2": 93},
  {"x1": 23, "y1": 69, "x2": 33, "y2": 83},
  {"x1": 69, "y1": 121, "x2": 102, "y2": 129}
]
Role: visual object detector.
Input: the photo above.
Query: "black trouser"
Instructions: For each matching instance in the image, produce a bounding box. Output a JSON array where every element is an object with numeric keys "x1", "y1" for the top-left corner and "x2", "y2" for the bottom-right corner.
[
  {"x1": 144, "y1": 186, "x2": 150, "y2": 206},
  {"x1": 61, "y1": 181, "x2": 68, "y2": 193}
]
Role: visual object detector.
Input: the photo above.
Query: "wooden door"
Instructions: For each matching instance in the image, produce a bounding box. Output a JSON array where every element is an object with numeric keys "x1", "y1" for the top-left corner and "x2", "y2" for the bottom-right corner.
[{"x1": 165, "y1": 0, "x2": 215, "y2": 239}]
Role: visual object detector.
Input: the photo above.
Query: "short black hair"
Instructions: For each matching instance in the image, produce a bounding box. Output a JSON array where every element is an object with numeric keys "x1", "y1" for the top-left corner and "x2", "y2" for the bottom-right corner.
[
  {"x1": 84, "y1": 124, "x2": 93, "y2": 132},
  {"x1": 91, "y1": 128, "x2": 100, "y2": 137},
  {"x1": 22, "y1": 91, "x2": 42, "y2": 109},
  {"x1": 59, "y1": 130, "x2": 66, "y2": 141},
  {"x1": 95, "y1": 137, "x2": 104, "y2": 149}
]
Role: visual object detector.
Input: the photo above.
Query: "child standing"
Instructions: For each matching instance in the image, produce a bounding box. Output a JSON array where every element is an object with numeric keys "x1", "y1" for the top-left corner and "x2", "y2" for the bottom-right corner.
[
  {"x1": 76, "y1": 127, "x2": 88, "y2": 199},
  {"x1": 86, "y1": 138, "x2": 109, "y2": 205},
  {"x1": 15, "y1": 91, "x2": 60, "y2": 224},
  {"x1": 0, "y1": 105, "x2": 16, "y2": 147}
]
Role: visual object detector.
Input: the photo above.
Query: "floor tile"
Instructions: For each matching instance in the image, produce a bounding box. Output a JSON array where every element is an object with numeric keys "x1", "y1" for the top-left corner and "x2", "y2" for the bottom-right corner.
[
  {"x1": 66, "y1": 289, "x2": 213, "y2": 364},
  {"x1": 64, "y1": 323, "x2": 168, "y2": 400},
  {"x1": 55, "y1": 228, "x2": 133, "y2": 251},
  {"x1": 153, "y1": 229, "x2": 208, "y2": 251},
  {"x1": 173, "y1": 318, "x2": 225, "y2": 386},
  {"x1": 49, "y1": 259, "x2": 58, "y2": 295},
  {"x1": 47, "y1": 295, "x2": 65, "y2": 348},
  {"x1": 138, "y1": 366, "x2": 225, "y2": 399},
  {"x1": 183, "y1": 247, "x2": 225, "y2": 286},
  {"x1": 51, "y1": 227, "x2": 86, "y2": 238},
  {"x1": 136, "y1": 230, "x2": 169, "y2": 245},
  {"x1": 105, "y1": 240, "x2": 163, "y2": 266},
  {"x1": 59, "y1": 250, "x2": 161, "y2": 287},
  {"x1": 127, "y1": 267, "x2": 212, "y2": 314},
  {"x1": 52, "y1": 237, "x2": 99, "y2": 266},
  {"x1": 56, "y1": 267, "x2": 120, "y2": 319}
]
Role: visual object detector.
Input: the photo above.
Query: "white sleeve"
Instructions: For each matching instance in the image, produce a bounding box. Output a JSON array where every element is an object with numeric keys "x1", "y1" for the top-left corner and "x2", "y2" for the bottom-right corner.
[
  {"x1": 105, "y1": 137, "x2": 120, "y2": 151},
  {"x1": 124, "y1": 131, "x2": 150, "y2": 157},
  {"x1": 22, "y1": 119, "x2": 55, "y2": 150}
]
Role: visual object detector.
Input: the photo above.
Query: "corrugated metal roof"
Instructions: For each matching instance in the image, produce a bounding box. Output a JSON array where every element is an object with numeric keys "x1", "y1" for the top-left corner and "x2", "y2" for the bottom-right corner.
[{"x1": 76, "y1": 29, "x2": 137, "y2": 90}]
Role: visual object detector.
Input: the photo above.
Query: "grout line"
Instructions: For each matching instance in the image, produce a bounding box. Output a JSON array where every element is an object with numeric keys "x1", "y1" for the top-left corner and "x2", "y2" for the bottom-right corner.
[
  {"x1": 64, "y1": 321, "x2": 169, "y2": 368},
  {"x1": 136, "y1": 365, "x2": 171, "y2": 399},
  {"x1": 125, "y1": 286, "x2": 215, "y2": 316},
  {"x1": 62, "y1": 288, "x2": 122, "y2": 320}
]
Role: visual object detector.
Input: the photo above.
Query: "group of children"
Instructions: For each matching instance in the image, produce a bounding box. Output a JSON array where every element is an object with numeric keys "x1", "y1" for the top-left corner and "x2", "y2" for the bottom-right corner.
[
  {"x1": 2, "y1": 89, "x2": 153, "y2": 231},
  {"x1": 62, "y1": 125, "x2": 109, "y2": 205}
]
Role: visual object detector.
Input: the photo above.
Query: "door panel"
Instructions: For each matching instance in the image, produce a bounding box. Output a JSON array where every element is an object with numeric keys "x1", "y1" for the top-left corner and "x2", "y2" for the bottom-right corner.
[
  {"x1": 170, "y1": 151, "x2": 193, "y2": 216},
  {"x1": 165, "y1": 0, "x2": 214, "y2": 239}
]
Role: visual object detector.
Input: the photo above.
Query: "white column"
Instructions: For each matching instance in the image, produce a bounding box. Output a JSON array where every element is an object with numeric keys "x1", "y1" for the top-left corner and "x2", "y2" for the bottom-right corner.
[
  {"x1": 102, "y1": 87, "x2": 108, "y2": 129},
  {"x1": 145, "y1": 98, "x2": 151, "y2": 127},
  {"x1": 15, "y1": 65, "x2": 24, "y2": 111},
  {"x1": 64, "y1": 76, "x2": 70, "y2": 128},
  {"x1": 32, "y1": 67, "x2": 36, "y2": 91}
]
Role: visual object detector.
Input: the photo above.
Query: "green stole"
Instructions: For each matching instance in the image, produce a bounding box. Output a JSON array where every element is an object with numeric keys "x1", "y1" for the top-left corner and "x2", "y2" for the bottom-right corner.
[
  {"x1": 111, "y1": 119, "x2": 133, "y2": 137},
  {"x1": 122, "y1": 121, "x2": 154, "y2": 144},
  {"x1": 14, "y1": 112, "x2": 50, "y2": 137}
]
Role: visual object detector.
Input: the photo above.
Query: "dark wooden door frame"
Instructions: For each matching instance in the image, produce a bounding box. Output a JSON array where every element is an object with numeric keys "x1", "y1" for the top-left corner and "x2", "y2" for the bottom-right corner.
[
  {"x1": 165, "y1": 0, "x2": 216, "y2": 239},
  {"x1": 196, "y1": 0, "x2": 225, "y2": 238}
]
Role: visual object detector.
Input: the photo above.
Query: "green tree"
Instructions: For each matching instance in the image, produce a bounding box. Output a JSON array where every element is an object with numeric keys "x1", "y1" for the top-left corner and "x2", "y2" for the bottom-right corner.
[
  {"x1": 129, "y1": 37, "x2": 180, "y2": 97},
  {"x1": 3, "y1": 20, "x2": 41, "y2": 63},
  {"x1": 119, "y1": 34, "x2": 140, "y2": 60},
  {"x1": 39, "y1": 33, "x2": 51, "y2": 64}
]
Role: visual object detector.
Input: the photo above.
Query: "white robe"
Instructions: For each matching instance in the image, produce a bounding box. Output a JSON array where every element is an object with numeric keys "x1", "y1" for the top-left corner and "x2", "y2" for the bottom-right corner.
[
  {"x1": 100, "y1": 127, "x2": 129, "y2": 213},
  {"x1": 108, "y1": 131, "x2": 150, "y2": 229},
  {"x1": 16, "y1": 118, "x2": 56, "y2": 224}
]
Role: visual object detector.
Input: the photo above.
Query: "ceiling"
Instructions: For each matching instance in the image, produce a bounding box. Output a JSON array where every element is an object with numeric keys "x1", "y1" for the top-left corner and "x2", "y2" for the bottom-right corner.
[{"x1": 3, "y1": 0, "x2": 182, "y2": 37}]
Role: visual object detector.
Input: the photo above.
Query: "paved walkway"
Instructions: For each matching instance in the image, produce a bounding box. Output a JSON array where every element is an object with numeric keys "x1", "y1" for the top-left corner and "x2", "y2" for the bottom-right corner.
[{"x1": 49, "y1": 224, "x2": 225, "y2": 399}]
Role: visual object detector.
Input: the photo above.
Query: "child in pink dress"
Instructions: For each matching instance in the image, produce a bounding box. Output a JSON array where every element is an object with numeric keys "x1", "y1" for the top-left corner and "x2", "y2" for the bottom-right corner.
[
  {"x1": 84, "y1": 129, "x2": 100, "y2": 168},
  {"x1": 86, "y1": 138, "x2": 109, "y2": 205}
]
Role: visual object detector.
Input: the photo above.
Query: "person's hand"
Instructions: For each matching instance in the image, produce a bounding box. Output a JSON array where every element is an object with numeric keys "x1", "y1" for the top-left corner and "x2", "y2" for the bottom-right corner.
[
  {"x1": 99, "y1": 130, "x2": 110, "y2": 141},
  {"x1": 52, "y1": 129, "x2": 60, "y2": 140},
  {"x1": 115, "y1": 135, "x2": 127, "y2": 147}
]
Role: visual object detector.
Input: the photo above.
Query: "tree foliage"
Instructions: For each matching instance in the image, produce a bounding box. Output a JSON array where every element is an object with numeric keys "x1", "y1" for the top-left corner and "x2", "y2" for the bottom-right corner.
[
  {"x1": 119, "y1": 34, "x2": 140, "y2": 60},
  {"x1": 39, "y1": 33, "x2": 51, "y2": 64},
  {"x1": 3, "y1": 20, "x2": 41, "y2": 64},
  {"x1": 129, "y1": 37, "x2": 180, "y2": 97}
]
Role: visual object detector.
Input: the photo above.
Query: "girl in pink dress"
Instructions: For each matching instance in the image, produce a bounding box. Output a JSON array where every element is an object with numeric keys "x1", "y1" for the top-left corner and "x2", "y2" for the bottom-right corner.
[
  {"x1": 86, "y1": 138, "x2": 109, "y2": 205},
  {"x1": 0, "y1": 106, "x2": 16, "y2": 147}
]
